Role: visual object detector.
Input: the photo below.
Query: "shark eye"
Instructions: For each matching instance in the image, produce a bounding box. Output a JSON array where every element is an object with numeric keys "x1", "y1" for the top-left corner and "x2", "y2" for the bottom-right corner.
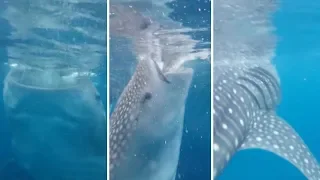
[
  {"x1": 140, "y1": 20, "x2": 151, "y2": 30},
  {"x1": 142, "y1": 92, "x2": 152, "y2": 103}
]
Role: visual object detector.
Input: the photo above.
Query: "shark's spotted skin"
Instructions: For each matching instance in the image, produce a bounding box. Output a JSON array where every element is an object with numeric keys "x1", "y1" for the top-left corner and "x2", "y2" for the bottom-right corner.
[
  {"x1": 110, "y1": 4, "x2": 153, "y2": 38},
  {"x1": 213, "y1": 65, "x2": 320, "y2": 179},
  {"x1": 109, "y1": 58, "x2": 193, "y2": 180},
  {"x1": 109, "y1": 59, "x2": 152, "y2": 172}
]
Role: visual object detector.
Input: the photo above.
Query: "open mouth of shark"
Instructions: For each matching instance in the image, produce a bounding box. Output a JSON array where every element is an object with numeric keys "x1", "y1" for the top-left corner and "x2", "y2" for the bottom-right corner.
[{"x1": 4, "y1": 66, "x2": 95, "y2": 91}]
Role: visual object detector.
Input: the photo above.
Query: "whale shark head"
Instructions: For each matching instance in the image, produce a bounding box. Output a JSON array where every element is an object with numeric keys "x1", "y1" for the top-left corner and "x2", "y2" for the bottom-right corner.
[
  {"x1": 2, "y1": 67, "x2": 106, "y2": 180},
  {"x1": 110, "y1": 4, "x2": 153, "y2": 38},
  {"x1": 109, "y1": 57, "x2": 193, "y2": 180}
]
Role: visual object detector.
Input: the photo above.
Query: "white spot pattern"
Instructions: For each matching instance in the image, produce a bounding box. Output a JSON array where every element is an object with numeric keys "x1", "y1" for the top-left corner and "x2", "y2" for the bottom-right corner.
[
  {"x1": 213, "y1": 66, "x2": 320, "y2": 179},
  {"x1": 240, "y1": 113, "x2": 320, "y2": 179}
]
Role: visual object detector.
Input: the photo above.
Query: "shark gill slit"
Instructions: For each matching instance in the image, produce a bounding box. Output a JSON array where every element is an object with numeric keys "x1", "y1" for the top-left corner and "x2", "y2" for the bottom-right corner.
[
  {"x1": 236, "y1": 83, "x2": 262, "y2": 109},
  {"x1": 249, "y1": 67, "x2": 281, "y2": 105},
  {"x1": 237, "y1": 76, "x2": 269, "y2": 109},
  {"x1": 245, "y1": 71, "x2": 275, "y2": 110},
  {"x1": 251, "y1": 67, "x2": 281, "y2": 101}
]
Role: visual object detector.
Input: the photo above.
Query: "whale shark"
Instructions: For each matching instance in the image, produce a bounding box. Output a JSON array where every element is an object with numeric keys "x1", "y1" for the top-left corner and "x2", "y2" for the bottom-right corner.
[
  {"x1": 2, "y1": 67, "x2": 106, "y2": 180},
  {"x1": 109, "y1": 57, "x2": 193, "y2": 180},
  {"x1": 213, "y1": 64, "x2": 320, "y2": 179}
]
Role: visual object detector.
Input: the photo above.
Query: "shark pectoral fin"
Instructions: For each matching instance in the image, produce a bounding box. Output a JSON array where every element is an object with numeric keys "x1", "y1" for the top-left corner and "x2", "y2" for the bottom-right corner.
[
  {"x1": 152, "y1": 59, "x2": 171, "y2": 84},
  {"x1": 239, "y1": 111, "x2": 320, "y2": 179},
  {"x1": 164, "y1": 68, "x2": 194, "y2": 91}
]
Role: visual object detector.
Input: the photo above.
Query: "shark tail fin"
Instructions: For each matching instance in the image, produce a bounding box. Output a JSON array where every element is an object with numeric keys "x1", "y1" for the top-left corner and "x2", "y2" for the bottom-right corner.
[{"x1": 239, "y1": 111, "x2": 320, "y2": 180}]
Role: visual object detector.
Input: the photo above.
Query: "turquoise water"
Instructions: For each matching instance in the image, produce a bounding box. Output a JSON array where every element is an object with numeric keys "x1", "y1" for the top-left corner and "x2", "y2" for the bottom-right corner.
[
  {"x1": 0, "y1": 1, "x2": 107, "y2": 179},
  {"x1": 169, "y1": 0, "x2": 211, "y2": 179},
  {"x1": 1, "y1": 0, "x2": 319, "y2": 179},
  {"x1": 219, "y1": 0, "x2": 320, "y2": 179},
  {"x1": 109, "y1": 0, "x2": 211, "y2": 179}
]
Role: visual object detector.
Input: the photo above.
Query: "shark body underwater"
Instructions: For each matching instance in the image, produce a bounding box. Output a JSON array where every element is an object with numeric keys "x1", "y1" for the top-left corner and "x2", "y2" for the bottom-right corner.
[
  {"x1": 213, "y1": 63, "x2": 320, "y2": 179},
  {"x1": 1, "y1": 67, "x2": 106, "y2": 180},
  {"x1": 109, "y1": 57, "x2": 193, "y2": 180}
]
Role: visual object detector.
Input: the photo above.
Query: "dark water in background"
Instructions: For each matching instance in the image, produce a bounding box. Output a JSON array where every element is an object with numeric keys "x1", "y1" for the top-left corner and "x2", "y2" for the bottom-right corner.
[
  {"x1": 0, "y1": 0, "x2": 211, "y2": 179},
  {"x1": 167, "y1": 0, "x2": 211, "y2": 179},
  {"x1": 109, "y1": 0, "x2": 212, "y2": 179},
  {"x1": 0, "y1": 0, "x2": 320, "y2": 180},
  {"x1": 173, "y1": 0, "x2": 320, "y2": 179}
]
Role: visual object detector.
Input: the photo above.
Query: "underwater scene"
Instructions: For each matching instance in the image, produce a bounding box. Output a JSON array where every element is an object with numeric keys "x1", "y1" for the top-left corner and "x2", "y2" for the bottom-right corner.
[
  {"x1": 0, "y1": 0, "x2": 320, "y2": 179},
  {"x1": 215, "y1": 0, "x2": 320, "y2": 179},
  {"x1": 0, "y1": 0, "x2": 107, "y2": 180},
  {"x1": 109, "y1": 0, "x2": 210, "y2": 180}
]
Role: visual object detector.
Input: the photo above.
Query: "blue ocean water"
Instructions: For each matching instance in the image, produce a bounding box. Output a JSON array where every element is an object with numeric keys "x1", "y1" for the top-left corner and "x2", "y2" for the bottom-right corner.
[
  {"x1": 1, "y1": 0, "x2": 319, "y2": 180},
  {"x1": 0, "y1": 2, "x2": 107, "y2": 179},
  {"x1": 0, "y1": 0, "x2": 211, "y2": 179},
  {"x1": 109, "y1": 0, "x2": 211, "y2": 179},
  {"x1": 167, "y1": 0, "x2": 211, "y2": 179},
  {"x1": 0, "y1": 12, "x2": 13, "y2": 174},
  {"x1": 219, "y1": 0, "x2": 320, "y2": 179}
]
